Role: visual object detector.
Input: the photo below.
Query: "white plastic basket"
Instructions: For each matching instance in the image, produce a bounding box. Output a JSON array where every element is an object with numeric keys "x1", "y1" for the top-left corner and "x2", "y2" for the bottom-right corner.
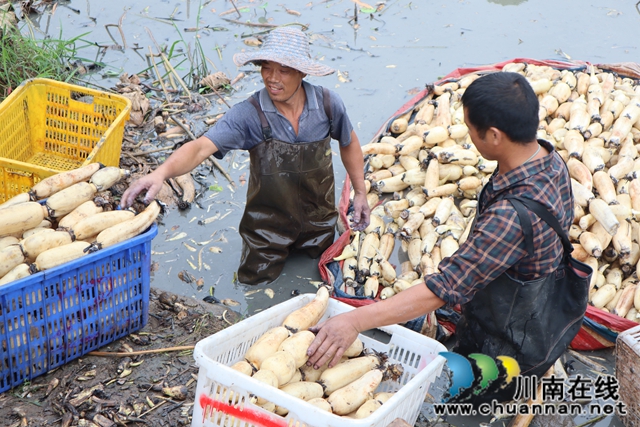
[{"x1": 192, "y1": 294, "x2": 446, "y2": 427}]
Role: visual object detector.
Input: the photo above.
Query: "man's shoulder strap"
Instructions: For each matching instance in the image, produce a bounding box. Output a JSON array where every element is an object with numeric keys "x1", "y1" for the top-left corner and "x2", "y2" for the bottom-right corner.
[
  {"x1": 247, "y1": 93, "x2": 272, "y2": 142},
  {"x1": 321, "y1": 86, "x2": 333, "y2": 133},
  {"x1": 503, "y1": 196, "x2": 573, "y2": 258}
]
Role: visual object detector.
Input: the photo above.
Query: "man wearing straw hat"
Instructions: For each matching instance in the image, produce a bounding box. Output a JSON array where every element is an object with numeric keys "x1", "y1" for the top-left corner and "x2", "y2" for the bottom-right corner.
[{"x1": 121, "y1": 27, "x2": 370, "y2": 286}]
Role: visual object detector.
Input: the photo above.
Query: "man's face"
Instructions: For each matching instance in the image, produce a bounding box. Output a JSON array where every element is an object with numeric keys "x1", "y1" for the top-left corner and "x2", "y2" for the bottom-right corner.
[
  {"x1": 464, "y1": 108, "x2": 495, "y2": 160},
  {"x1": 260, "y1": 61, "x2": 305, "y2": 103}
]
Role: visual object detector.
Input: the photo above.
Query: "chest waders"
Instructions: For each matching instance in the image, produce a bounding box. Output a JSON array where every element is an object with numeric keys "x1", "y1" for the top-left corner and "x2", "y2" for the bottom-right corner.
[
  {"x1": 452, "y1": 190, "x2": 590, "y2": 404},
  {"x1": 237, "y1": 89, "x2": 338, "y2": 286}
]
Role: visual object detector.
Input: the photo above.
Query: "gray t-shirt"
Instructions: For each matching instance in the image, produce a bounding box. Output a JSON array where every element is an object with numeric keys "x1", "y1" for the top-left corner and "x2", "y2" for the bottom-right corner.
[{"x1": 203, "y1": 81, "x2": 354, "y2": 159}]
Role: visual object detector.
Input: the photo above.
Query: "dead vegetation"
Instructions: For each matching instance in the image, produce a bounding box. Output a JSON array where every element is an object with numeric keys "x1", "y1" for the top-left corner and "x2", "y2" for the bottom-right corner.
[{"x1": 0, "y1": 289, "x2": 239, "y2": 427}]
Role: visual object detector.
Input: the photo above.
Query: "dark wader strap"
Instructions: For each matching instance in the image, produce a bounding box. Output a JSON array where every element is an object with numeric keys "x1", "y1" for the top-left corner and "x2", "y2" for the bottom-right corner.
[
  {"x1": 504, "y1": 196, "x2": 574, "y2": 257},
  {"x1": 248, "y1": 96, "x2": 273, "y2": 142},
  {"x1": 322, "y1": 87, "x2": 333, "y2": 133},
  {"x1": 504, "y1": 198, "x2": 535, "y2": 257}
]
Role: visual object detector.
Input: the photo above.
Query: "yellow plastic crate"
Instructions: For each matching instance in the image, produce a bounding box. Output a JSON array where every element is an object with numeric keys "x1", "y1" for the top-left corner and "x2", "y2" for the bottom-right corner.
[{"x1": 0, "y1": 78, "x2": 131, "y2": 202}]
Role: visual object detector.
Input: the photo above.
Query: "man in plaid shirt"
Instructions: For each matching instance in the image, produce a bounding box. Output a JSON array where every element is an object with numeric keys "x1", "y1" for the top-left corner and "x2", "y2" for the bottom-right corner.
[{"x1": 308, "y1": 72, "x2": 578, "y2": 396}]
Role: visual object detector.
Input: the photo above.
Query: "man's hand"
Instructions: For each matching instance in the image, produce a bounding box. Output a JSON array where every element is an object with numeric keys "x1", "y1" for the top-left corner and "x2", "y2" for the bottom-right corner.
[
  {"x1": 120, "y1": 173, "x2": 165, "y2": 208},
  {"x1": 120, "y1": 136, "x2": 218, "y2": 208},
  {"x1": 350, "y1": 192, "x2": 370, "y2": 231},
  {"x1": 339, "y1": 131, "x2": 369, "y2": 232},
  {"x1": 306, "y1": 312, "x2": 360, "y2": 369}
]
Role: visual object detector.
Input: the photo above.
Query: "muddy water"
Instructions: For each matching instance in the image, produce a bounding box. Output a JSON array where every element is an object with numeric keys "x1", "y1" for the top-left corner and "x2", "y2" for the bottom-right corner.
[
  {"x1": 27, "y1": 0, "x2": 637, "y2": 312},
  {"x1": 23, "y1": 1, "x2": 639, "y2": 425}
]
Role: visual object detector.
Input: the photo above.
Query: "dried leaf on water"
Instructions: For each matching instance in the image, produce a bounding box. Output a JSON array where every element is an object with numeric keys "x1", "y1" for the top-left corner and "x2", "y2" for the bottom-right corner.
[
  {"x1": 187, "y1": 259, "x2": 198, "y2": 270},
  {"x1": 178, "y1": 270, "x2": 196, "y2": 283},
  {"x1": 166, "y1": 232, "x2": 187, "y2": 241},
  {"x1": 202, "y1": 262, "x2": 211, "y2": 271},
  {"x1": 200, "y1": 213, "x2": 220, "y2": 224},
  {"x1": 152, "y1": 249, "x2": 176, "y2": 255},
  {"x1": 554, "y1": 48, "x2": 572, "y2": 60},
  {"x1": 337, "y1": 70, "x2": 351, "y2": 83},
  {"x1": 208, "y1": 246, "x2": 223, "y2": 253},
  {"x1": 196, "y1": 278, "x2": 205, "y2": 289},
  {"x1": 199, "y1": 71, "x2": 231, "y2": 90},
  {"x1": 264, "y1": 288, "x2": 274, "y2": 299},
  {"x1": 183, "y1": 242, "x2": 197, "y2": 252},
  {"x1": 244, "y1": 289, "x2": 261, "y2": 296},
  {"x1": 221, "y1": 298, "x2": 240, "y2": 307},
  {"x1": 243, "y1": 37, "x2": 262, "y2": 47}
]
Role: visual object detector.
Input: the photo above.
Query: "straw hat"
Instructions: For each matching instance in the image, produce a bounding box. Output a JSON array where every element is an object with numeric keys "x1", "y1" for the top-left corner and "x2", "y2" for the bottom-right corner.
[{"x1": 233, "y1": 27, "x2": 335, "y2": 77}]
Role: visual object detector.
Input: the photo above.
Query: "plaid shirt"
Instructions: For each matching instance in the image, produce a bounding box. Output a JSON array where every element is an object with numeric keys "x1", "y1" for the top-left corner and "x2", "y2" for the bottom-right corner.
[{"x1": 426, "y1": 139, "x2": 573, "y2": 306}]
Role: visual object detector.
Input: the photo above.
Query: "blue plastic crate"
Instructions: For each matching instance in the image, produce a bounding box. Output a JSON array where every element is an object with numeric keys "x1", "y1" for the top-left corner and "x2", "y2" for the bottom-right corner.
[{"x1": 0, "y1": 223, "x2": 157, "y2": 393}]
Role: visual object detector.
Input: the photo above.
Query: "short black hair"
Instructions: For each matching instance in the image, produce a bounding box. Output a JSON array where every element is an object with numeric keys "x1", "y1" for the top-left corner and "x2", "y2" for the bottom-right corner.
[{"x1": 461, "y1": 72, "x2": 539, "y2": 143}]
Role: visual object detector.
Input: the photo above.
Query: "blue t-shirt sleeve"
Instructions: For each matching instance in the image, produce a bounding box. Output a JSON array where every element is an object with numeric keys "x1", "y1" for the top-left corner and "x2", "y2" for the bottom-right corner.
[
  {"x1": 202, "y1": 100, "x2": 263, "y2": 159},
  {"x1": 327, "y1": 89, "x2": 354, "y2": 147}
]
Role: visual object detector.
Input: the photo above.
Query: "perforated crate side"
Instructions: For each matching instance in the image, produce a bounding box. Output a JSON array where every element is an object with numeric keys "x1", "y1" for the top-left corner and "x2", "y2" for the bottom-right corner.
[
  {"x1": 617, "y1": 325, "x2": 640, "y2": 427},
  {"x1": 0, "y1": 224, "x2": 156, "y2": 393},
  {"x1": 192, "y1": 296, "x2": 446, "y2": 427}
]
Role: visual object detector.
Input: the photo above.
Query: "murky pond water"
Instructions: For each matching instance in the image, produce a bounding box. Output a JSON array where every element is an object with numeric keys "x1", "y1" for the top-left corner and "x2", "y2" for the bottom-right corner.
[
  {"x1": 24, "y1": 0, "x2": 638, "y2": 310},
  {"x1": 18, "y1": 1, "x2": 640, "y2": 425}
]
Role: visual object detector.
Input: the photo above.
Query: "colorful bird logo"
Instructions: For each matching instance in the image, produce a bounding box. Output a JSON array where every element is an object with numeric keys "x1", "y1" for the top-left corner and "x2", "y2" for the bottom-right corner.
[
  {"x1": 439, "y1": 352, "x2": 521, "y2": 403},
  {"x1": 439, "y1": 352, "x2": 475, "y2": 401}
]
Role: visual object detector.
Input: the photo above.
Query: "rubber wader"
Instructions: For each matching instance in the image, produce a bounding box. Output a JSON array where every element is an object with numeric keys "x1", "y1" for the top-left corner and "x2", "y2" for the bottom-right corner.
[
  {"x1": 452, "y1": 192, "x2": 590, "y2": 405},
  {"x1": 238, "y1": 88, "x2": 338, "y2": 286}
]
